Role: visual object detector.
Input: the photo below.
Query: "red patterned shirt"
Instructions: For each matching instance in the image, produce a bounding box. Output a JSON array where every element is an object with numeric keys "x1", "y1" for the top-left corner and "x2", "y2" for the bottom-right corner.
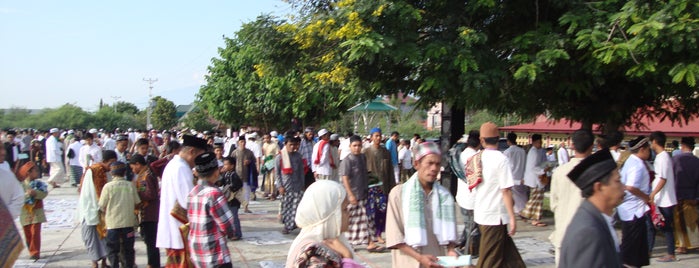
[{"x1": 187, "y1": 180, "x2": 236, "y2": 267}]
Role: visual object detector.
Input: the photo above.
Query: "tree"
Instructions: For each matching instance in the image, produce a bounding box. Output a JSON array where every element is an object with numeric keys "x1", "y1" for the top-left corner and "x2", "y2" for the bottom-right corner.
[
  {"x1": 180, "y1": 105, "x2": 216, "y2": 131},
  {"x1": 284, "y1": 0, "x2": 699, "y2": 134},
  {"x1": 34, "y1": 104, "x2": 91, "y2": 129},
  {"x1": 114, "y1": 101, "x2": 139, "y2": 115},
  {"x1": 198, "y1": 14, "x2": 369, "y2": 130},
  {"x1": 151, "y1": 96, "x2": 177, "y2": 130}
]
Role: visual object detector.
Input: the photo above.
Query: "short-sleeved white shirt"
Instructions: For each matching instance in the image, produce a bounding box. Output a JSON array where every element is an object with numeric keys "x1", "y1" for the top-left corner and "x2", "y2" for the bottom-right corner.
[
  {"x1": 474, "y1": 149, "x2": 515, "y2": 226},
  {"x1": 456, "y1": 147, "x2": 478, "y2": 210},
  {"x1": 398, "y1": 147, "x2": 412, "y2": 170},
  {"x1": 652, "y1": 151, "x2": 677, "y2": 208},
  {"x1": 618, "y1": 154, "x2": 650, "y2": 221}
]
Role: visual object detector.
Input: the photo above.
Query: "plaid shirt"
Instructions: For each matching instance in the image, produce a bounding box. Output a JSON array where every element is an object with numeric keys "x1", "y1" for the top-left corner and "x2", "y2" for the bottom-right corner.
[
  {"x1": 299, "y1": 138, "x2": 315, "y2": 167},
  {"x1": 187, "y1": 180, "x2": 236, "y2": 267}
]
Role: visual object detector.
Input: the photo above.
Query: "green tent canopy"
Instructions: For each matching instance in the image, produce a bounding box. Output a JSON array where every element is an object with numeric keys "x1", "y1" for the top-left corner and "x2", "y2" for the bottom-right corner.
[{"x1": 348, "y1": 98, "x2": 398, "y2": 134}]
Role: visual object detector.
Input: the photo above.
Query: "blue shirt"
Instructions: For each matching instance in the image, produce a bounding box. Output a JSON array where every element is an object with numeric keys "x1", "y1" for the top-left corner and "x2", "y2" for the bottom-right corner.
[{"x1": 386, "y1": 139, "x2": 398, "y2": 166}]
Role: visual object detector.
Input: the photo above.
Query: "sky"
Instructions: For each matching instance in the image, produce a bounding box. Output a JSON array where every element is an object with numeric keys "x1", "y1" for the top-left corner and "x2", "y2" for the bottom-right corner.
[{"x1": 0, "y1": 0, "x2": 291, "y2": 112}]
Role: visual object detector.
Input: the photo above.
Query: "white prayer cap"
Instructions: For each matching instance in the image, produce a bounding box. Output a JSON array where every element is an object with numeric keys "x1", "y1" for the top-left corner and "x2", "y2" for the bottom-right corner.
[
  {"x1": 49, "y1": 128, "x2": 59, "y2": 134},
  {"x1": 89, "y1": 128, "x2": 98, "y2": 134},
  {"x1": 270, "y1": 131, "x2": 278, "y2": 137},
  {"x1": 318, "y1": 129, "x2": 329, "y2": 137},
  {"x1": 330, "y1": 134, "x2": 339, "y2": 141}
]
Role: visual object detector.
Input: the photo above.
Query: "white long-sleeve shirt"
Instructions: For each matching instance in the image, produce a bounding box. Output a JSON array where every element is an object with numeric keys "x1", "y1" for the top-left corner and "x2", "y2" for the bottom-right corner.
[
  {"x1": 156, "y1": 155, "x2": 195, "y2": 249},
  {"x1": 557, "y1": 147, "x2": 570, "y2": 165},
  {"x1": 45, "y1": 135, "x2": 62, "y2": 163},
  {"x1": 0, "y1": 169, "x2": 25, "y2": 218},
  {"x1": 524, "y1": 146, "x2": 545, "y2": 188}
]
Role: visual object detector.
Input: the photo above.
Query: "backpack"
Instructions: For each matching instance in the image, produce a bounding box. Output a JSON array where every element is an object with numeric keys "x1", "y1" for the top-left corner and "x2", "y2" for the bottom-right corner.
[{"x1": 67, "y1": 148, "x2": 75, "y2": 159}]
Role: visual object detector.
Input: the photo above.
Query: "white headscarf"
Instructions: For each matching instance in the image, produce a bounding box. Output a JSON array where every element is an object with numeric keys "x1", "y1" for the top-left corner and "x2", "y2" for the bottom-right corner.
[{"x1": 286, "y1": 180, "x2": 353, "y2": 267}]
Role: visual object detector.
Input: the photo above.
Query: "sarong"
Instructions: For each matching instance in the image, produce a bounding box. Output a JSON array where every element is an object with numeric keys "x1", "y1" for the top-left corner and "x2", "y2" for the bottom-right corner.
[
  {"x1": 621, "y1": 215, "x2": 650, "y2": 267},
  {"x1": 512, "y1": 185, "x2": 529, "y2": 214},
  {"x1": 674, "y1": 200, "x2": 699, "y2": 249},
  {"x1": 345, "y1": 199, "x2": 375, "y2": 245},
  {"x1": 69, "y1": 165, "x2": 83, "y2": 185},
  {"x1": 0, "y1": 199, "x2": 23, "y2": 268},
  {"x1": 477, "y1": 225, "x2": 525, "y2": 268},
  {"x1": 47, "y1": 161, "x2": 66, "y2": 184},
  {"x1": 281, "y1": 191, "x2": 303, "y2": 232},
  {"x1": 367, "y1": 186, "x2": 387, "y2": 236},
  {"x1": 520, "y1": 186, "x2": 544, "y2": 220},
  {"x1": 165, "y1": 248, "x2": 192, "y2": 268},
  {"x1": 81, "y1": 222, "x2": 107, "y2": 261}
]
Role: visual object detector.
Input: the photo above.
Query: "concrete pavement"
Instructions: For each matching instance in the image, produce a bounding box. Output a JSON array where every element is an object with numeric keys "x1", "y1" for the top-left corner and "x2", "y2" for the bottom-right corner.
[{"x1": 11, "y1": 180, "x2": 694, "y2": 267}]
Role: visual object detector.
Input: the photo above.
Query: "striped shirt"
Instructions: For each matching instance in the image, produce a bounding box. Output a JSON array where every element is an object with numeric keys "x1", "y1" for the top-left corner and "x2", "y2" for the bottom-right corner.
[{"x1": 187, "y1": 180, "x2": 236, "y2": 267}]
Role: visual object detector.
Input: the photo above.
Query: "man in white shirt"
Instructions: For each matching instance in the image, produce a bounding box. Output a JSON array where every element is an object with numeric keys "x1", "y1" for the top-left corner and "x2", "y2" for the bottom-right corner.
[
  {"x1": 557, "y1": 143, "x2": 569, "y2": 165},
  {"x1": 45, "y1": 128, "x2": 66, "y2": 188},
  {"x1": 456, "y1": 130, "x2": 480, "y2": 255},
  {"x1": 618, "y1": 136, "x2": 651, "y2": 267},
  {"x1": 0, "y1": 167, "x2": 24, "y2": 219},
  {"x1": 472, "y1": 122, "x2": 525, "y2": 267},
  {"x1": 156, "y1": 135, "x2": 208, "y2": 266},
  {"x1": 549, "y1": 129, "x2": 594, "y2": 265},
  {"x1": 79, "y1": 133, "x2": 103, "y2": 169},
  {"x1": 338, "y1": 132, "x2": 352, "y2": 161},
  {"x1": 102, "y1": 133, "x2": 116, "y2": 151},
  {"x1": 245, "y1": 132, "x2": 262, "y2": 174},
  {"x1": 66, "y1": 136, "x2": 84, "y2": 187},
  {"x1": 398, "y1": 139, "x2": 413, "y2": 183},
  {"x1": 503, "y1": 132, "x2": 527, "y2": 215},
  {"x1": 649, "y1": 131, "x2": 677, "y2": 262},
  {"x1": 311, "y1": 129, "x2": 333, "y2": 180},
  {"x1": 521, "y1": 134, "x2": 548, "y2": 227}
]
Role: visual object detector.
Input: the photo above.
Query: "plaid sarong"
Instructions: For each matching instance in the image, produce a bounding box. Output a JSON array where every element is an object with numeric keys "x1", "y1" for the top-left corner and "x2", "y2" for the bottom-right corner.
[
  {"x1": 520, "y1": 187, "x2": 545, "y2": 220},
  {"x1": 281, "y1": 191, "x2": 303, "y2": 232},
  {"x1": 345, "y1": 199, "x2": 375, "y2": 246}
]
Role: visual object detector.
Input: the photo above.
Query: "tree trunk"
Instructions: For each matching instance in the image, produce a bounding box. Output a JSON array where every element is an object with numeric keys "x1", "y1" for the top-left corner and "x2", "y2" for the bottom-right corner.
[{"x1": 440, "y1": 104, "x2": 465, "y2": 197}]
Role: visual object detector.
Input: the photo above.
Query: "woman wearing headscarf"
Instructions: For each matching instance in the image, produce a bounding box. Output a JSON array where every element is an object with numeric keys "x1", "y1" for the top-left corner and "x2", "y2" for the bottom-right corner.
[{"x1": 286, "y1": 180, "x2": 364, "y2": 267}]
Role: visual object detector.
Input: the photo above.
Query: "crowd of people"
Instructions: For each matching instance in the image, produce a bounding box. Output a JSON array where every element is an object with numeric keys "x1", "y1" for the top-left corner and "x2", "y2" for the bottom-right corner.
[{"x1": 0, "y1": 123, "x2": 698, "y2": 268}]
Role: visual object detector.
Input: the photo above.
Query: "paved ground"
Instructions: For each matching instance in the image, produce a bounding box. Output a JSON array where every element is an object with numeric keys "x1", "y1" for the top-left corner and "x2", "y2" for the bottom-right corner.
[{"x1": 12, "y1": 181, "x2": 695, "y2": 267}]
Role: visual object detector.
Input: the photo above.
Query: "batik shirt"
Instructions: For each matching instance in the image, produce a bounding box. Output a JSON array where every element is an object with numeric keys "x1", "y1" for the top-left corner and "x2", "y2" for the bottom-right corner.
[
  {"x1": 187, "y1": 179, "x2": 236, "y2": 267},
  {"x1": 299, "y1": 138, "x2": 315, "y2": 168}
]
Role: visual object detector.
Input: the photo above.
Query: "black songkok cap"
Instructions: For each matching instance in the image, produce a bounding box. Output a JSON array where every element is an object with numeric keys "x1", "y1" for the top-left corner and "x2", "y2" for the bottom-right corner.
[
  {"x1": 116, "y1": 135, "x2": 129, "y2": 142},
  {"x1": 194, "y1": 152, "x2": 218, "y2": 174},
  {"x1": 568, "y1": 149, "x2": 617, "y2": 192},
  {"x1": 182, "y1": 135, "x2": 208, "y2": 150}
]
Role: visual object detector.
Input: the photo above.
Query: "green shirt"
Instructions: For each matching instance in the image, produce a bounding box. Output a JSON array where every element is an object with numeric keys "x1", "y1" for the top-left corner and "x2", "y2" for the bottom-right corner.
[
  {"x1": 99, "y1": 176, "x2": 141, "y2": 229},
  {"x1": 20, "y1": 179, "x2": 48, "y2": 226}
]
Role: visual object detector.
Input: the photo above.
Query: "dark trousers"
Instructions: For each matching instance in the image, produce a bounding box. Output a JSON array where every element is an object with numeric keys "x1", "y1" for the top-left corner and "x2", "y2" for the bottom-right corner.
[
  {"x1": 622, "y1": 215, "x2": 650, "y2": 267},
  {"x1": 139, "y1": 221, "x2": 160, "y2": 267},
  {"x1": 106, "y1": 227, "x2": 136, "y2": 268},
  {"x1": 230, "y1": 205, "x2": 242, "y2": 238},
  {"x1": 303, "y1": 168, "x2": 314, "y2": 189},
  {"x1": 648, "y1": 206, "x2": 676, "y2": 255}
]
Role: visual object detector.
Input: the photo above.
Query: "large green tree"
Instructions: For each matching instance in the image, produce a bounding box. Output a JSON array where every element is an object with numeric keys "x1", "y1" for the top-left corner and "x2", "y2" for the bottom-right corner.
[
  {"x1": 151, "y1": 96, "x2": 177, "y2": 130},
  {"x1": 198, "y1": 14, "x2": 370, "y2": 130}
]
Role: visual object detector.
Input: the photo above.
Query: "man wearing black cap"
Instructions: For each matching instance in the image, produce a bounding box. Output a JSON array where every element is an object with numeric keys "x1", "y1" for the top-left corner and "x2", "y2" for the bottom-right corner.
[
  {"x1": 560, "y1": 149, "x2": 624, "y2": 267},
  {"x1": 618, "y1": 136, "x2": 652, "y2": 267},
  {"x1": 187, "y1": 152, "x2": 237, "y2": 268},
  {"x1": 156, "y1": 135, "x2": 208, "y2": 267},
  {"x1": 672, "y1": 137, "x2": 699, "y2": 253},
  {"x1": 550, "y1": 129, "x2": 594, "y2": 265}
]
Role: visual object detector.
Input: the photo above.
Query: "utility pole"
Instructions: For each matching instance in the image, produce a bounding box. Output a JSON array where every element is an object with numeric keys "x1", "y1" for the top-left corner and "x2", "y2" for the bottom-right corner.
[
  {"x1": 143, "y1": 78, "x2": 158, "y2": 130},
  {"x1": 110, "y1": 96, "x2": 121, "y2": 113}
]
